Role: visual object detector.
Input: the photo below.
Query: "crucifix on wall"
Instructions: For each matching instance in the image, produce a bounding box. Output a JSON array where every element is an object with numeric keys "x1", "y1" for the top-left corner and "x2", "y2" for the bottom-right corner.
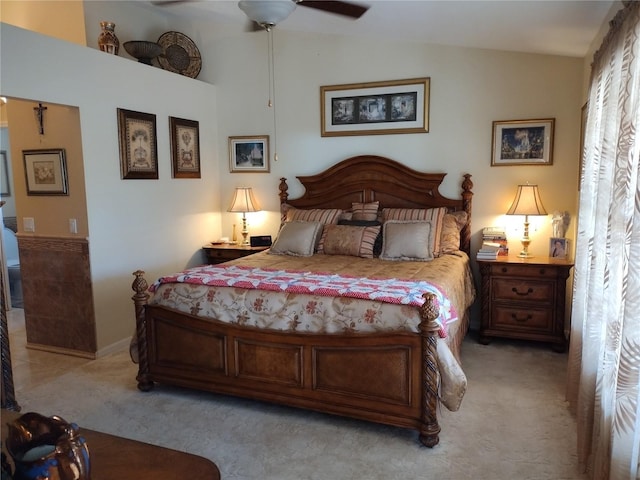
[{"x1": 33, "y1": 102, "x2": 47, "y2": 135}]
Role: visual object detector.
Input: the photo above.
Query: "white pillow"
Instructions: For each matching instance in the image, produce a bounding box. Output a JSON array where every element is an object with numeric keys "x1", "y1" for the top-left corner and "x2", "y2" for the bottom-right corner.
[
  {"x1": 380, "y1": 220, "x2": 433, "y2": 261},
  {"x1": 269, "y1": 221, "x2": 323, "y2": 257}
]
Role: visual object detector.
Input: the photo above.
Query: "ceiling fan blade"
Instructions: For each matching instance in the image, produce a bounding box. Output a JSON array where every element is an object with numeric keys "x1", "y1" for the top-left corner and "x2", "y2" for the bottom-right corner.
[
  {"x1": 298, "y1": 0, "x2": 368, "y2": 19},
  {"x1": 151, "y1": 0, "x2": 197, "y2": 6}
]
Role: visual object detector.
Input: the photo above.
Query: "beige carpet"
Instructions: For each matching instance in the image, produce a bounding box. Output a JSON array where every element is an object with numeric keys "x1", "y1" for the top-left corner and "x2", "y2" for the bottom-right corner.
[{"x1": 7, "y1": 312, "x2": 586, "y2": 480}]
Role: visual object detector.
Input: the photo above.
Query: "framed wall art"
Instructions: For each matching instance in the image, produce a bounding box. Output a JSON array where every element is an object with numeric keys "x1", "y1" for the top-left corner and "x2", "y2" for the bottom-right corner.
[
  {"x1": 170, "y1": 116, "x2": 200, "y2": 178},
  {"x1": 117, "y1": 108, "x2": 158, "y2": 179},
  {"x1": 320, "y1": 77, "x2": 430, "y2": 137},
  {"x1": 1, "y1": 151, "x2": 10, "y2": 197},
  {"x1": 228, "y1": 135, "x2": 270, "y2": 173},
  {"x1": 491, "y1": 118, "x2": 555, "y2": 166},
  {"x1": 22, "y1": 148, "x2": 68, "y2": 195}
]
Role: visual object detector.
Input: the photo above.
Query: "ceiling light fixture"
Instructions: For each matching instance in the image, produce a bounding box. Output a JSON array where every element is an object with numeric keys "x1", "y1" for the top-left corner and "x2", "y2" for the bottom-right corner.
[{"x1": 238, "y1": 1, "x2": 296, "y2": 31}]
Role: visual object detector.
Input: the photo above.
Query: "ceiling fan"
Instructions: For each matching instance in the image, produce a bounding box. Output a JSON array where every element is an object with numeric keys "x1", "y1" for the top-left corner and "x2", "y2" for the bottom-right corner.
[
  {"x1": 153, "y1": 1, "x2": 369, "y2": 31},
  {"x1": 240, "y1": 1, "x2": 368, "y2": 31}
]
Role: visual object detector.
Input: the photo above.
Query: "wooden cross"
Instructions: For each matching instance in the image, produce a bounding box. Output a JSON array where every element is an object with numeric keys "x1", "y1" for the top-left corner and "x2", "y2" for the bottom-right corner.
[{"x1": 33, "y1": 102, "x2": 47, "y2": 135}]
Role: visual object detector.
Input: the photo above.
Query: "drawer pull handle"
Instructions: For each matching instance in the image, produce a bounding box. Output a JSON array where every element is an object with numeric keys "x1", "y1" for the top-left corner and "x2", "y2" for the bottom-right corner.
[
  {"x1": 501, "y1": 267, "x2": 508, "y2": 273},
  {"x1": 511, "y1": 313, "x2": 532, "y2": 323},
  {"x1": 512, "y1": 287, "x2": 533, "y2": 296}
]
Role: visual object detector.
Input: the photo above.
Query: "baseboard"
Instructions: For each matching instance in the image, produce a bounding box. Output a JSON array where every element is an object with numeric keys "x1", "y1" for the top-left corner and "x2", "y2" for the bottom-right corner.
[
  {"x1": 96, "y1": 336, "x2": 131, "y2": 358},
  {"x1": 26, "y1": 342, "x2": 96, "y2": 359}
]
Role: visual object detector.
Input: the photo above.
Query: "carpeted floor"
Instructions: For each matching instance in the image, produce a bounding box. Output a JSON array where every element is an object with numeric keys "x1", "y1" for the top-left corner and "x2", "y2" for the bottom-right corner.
[{"x1": 6, "y1": 308, "x2": 587, "y2": 479}]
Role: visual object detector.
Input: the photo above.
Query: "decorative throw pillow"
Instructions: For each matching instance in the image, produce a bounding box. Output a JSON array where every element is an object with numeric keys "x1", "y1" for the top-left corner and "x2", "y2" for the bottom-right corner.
[
  {"x1": 269, "y1": 221, "x2": 323, "y2": 257},
  {"x1": 317, "y1": 224, "x2": 381, "y2": 258},
  {"x1": 350, "y1": 201, "x2": 379, "y2": 221},
  {"x1": 382, "y1": 207, "x2": 447, "y2": 257},
  {"x1": 379, "y1": 220, "x2": 434, "y2": 261},
  {"x1": 284, "y1": 206, "x2": 343, "y2": 225},
  {"x1": 439, "y1": 211, "x2": 468, "y2": 254},
  {"x1": 338, "y1": 219, "x2": 383, "y2": 256}
]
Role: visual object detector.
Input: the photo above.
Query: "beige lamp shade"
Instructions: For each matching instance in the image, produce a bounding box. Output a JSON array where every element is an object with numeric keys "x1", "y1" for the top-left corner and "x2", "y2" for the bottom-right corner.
[
  {"x1": 506, "y1": 184, "x2": 547, "y2": 216},
  {"x1": 228, "y1": 187, "x2": 261, "y2": 213}
]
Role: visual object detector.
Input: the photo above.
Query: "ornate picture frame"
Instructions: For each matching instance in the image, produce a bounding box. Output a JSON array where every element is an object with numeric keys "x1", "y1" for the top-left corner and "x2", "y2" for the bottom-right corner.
[
  {"x1": 170, "y1": 117, "x2": 201, "y2": 179},
  {"x1": 228, "y1": 135, "x2": 270, "y2": 173},
  {"x1": 22, "y1": 148, "x2": 68, "y2": 195},
  {"x1": 117, "y1": 108, "x2": 158, "y2": 179},
  {"x1": 320, "y1": 77, "x2": 430, "y2": 136},
  {"x1": 491, "y1": 118, "x2": 555, "y2": 166}
]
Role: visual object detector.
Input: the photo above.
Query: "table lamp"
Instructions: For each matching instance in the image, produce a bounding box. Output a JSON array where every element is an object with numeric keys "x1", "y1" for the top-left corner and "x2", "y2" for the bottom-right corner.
[
  {"x1": 505, "y1": 183, "x2": 547, "y2": 258},
  {"x1": 228, "y1": 187, "x2": 261, "y2": 245}
]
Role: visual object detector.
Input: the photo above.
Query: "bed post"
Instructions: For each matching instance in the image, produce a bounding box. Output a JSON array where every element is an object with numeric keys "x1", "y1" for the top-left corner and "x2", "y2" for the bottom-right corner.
[
  {"x1": 460, "y1": 174, "x2": 474, "y2": 256},
  {"x1": 418, "y1": 292, "x2": 441, "y2": 447},
  {"x1": 131, "y1": 270, "x2": 153, "y2": 392}
]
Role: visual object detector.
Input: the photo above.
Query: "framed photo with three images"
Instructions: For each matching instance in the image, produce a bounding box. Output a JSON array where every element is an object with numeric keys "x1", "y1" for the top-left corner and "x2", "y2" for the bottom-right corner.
[
  {"x1": 491, "y1": 118, "x2": 555, "y2": 166},
  {"x1": 320, "y1": 77, "x2": 430, "y2": 137},
  {"x1": 170, "y1": 117, "x2": 201, "y2": 178},
  {"x1": 229, "y1": 135, "x2": 270, "y2": 173},
  {"x1": 22, "y1": 148, "x2": 68, "y2": 195},
  {"x1": 117, "y1": 108, "x2": 158, "y2": 179}
]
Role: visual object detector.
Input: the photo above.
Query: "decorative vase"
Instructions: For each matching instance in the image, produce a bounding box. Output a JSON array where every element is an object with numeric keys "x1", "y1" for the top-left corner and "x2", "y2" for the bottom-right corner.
[
  {"x1": 98, "y1": 21, "x2": 119, "y2": 55},
  {"x1": 5, "y1": 412, "x2": 91, "y2": 480}
]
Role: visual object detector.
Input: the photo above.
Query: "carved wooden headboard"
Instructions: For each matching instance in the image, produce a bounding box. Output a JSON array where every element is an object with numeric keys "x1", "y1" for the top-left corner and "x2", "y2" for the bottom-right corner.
[{"x1": 278, "y1": 155, "x2": 473, "y2": 255}]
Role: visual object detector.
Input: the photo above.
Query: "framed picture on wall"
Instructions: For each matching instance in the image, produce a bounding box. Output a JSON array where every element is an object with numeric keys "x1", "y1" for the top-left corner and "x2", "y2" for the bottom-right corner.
[
  {"x1": 320, "y1": 77, "x2": 430, "y2": 137},
  {"x1": 491, "y1": 118, "x2": 555, "y2": 166},
  {"x1": 22, "y1": 148, "x2": 68, "y2": 195},
  {"x1": 169, "y1": 116, "x2": 201, "y2": 179},
  {"x1": 228, "y1": 135, "x2": 270, "y2": 173},
  {"x1": 1, "y1": 150, "x2": 10, "y2": 197},
  {"x1": 117, "y1": 108, "x2": 158, "y2": 179}
]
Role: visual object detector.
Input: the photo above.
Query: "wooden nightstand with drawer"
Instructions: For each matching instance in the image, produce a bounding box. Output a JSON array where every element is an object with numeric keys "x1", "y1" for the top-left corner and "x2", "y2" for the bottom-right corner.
[
  {"x1": 202, "y1": 243, "x2": 269, "y2": 264},
  {"x1": 477, "y1": 256, "x2": 574, "y2": 352}
]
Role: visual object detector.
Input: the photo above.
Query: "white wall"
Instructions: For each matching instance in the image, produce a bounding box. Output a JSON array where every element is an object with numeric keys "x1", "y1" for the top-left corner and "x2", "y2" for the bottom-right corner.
[
  {"x1": 83, "y1": 1, "x2": 584, "y2": 257},
  {"x1": 0, "y1": 23, "x2": 220, "y2": 352},
  {"x1": 204, "y1": 27, "x2": 583, "y2": 261}
]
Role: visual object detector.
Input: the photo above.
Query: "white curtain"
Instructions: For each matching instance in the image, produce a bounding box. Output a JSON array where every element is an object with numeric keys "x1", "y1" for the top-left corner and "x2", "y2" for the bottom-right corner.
[{"x1": 567, "y1": 2, "x2": 640, "y2": 479}]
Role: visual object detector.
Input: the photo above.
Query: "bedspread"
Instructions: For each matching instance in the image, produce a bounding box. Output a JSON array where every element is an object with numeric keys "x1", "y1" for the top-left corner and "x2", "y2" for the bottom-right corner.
[{"x1": 149, "y1": 251, "x2": 474, "y2": 338}]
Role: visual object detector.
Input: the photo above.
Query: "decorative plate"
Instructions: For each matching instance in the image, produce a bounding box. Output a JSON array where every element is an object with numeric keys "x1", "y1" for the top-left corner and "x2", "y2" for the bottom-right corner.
[{"x1": 157, "y1": 31, "x2": 202, "y2": 78}]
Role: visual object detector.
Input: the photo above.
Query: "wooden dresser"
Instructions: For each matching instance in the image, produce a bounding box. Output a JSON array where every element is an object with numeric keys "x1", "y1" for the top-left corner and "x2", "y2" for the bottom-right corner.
[{"x1": 477, "y1": 256, "x2": 574, "y2": 352}]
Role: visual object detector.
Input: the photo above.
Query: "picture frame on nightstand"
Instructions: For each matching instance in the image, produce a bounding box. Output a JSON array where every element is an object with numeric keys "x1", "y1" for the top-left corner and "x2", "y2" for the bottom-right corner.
[{"x1": 549, "y1": 237, "x2": 568, "y2": 259}]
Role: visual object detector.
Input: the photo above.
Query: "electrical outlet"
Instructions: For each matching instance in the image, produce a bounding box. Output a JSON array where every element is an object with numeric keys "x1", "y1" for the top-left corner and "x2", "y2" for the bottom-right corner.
[
  {"x1": 23, "y1": 217, "x2": 35, "y2": 232},
  {"x1": 69, "y1": 218, "x2": 77, "y2": 234}
]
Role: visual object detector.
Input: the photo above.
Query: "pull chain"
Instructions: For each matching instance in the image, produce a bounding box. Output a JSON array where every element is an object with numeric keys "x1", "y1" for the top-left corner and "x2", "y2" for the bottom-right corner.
[
  {"x1": 267, "y1": 28, "x2": 278, "y2": 162},
  {"x1": 267, "y1": 28, "x2": 273, "y2": 108}
]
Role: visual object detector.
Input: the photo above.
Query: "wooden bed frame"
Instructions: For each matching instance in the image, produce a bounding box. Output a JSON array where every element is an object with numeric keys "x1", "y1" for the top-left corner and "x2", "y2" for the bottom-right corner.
[{"x1": 132, "y1": 155, "x2": 473, "y2": 447}]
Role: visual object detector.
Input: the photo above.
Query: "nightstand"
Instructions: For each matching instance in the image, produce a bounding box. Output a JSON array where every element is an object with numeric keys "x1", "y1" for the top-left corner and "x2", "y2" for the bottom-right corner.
[
  {"x1": 477, "y1": 256, "x2": 574, "y2": 352},
  {"x1": 202, "y1": 243, "x2": 269, "y2": 264}
]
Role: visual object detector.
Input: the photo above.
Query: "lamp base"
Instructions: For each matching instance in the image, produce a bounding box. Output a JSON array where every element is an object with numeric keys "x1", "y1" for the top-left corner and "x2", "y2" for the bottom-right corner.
[{"x1": 518, "y1": 235, "x2": 532, "y2": 258}]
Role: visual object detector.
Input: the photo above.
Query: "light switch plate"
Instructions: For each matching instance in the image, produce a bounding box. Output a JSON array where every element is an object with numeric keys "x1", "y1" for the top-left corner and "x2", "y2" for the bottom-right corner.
[{"x1": 23, "y1": 217, "x2": 35, "y2": 232}]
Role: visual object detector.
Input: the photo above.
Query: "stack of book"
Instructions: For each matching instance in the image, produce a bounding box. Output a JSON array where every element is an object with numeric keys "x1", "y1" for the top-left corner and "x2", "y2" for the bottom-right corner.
[
  {"x1": 482, "y1": 226, "x2": 509, "y2": 256},
  {"x1": 477, "y1": 242, "x2": 501, "y2": 260}
]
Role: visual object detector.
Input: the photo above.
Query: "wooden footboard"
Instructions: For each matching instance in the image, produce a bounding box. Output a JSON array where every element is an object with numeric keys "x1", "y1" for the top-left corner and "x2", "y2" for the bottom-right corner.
[{"x1": 131, "y1": 271, "x2": 443, "y2": 447}]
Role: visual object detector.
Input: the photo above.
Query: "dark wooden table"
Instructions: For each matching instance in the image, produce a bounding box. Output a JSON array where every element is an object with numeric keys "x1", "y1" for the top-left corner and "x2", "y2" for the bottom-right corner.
[{"x1": 1, "y1": 410, "x2": 221, "y2": 479}]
